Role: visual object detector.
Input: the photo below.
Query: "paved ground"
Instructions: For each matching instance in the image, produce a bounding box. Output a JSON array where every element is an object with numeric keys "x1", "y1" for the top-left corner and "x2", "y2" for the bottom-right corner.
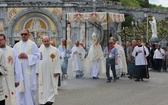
[{"x1": 54, "y1": 71, "x2": 168, "y2": 105}]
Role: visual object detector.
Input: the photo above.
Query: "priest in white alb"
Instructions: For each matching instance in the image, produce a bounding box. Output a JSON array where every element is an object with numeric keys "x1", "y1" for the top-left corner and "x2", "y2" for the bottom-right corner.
[
  {"x1": 13, "y1": 29, "x2": 40, "y2": 105},
  {"x1": 37, "y1": 36, "x2": 61, "y2": 105},
  {"x1": 71, "y1": 40, "x2": 85, "y2": 78},
  {"x1": 86, "y1": 32, "x2": 105, "y2": 79},
  {"x1": 0, "y1": 34, "x2": 22, "y2": 105},
  {"x1": 0, "y1": 49, "x2": 8, "y2": 105},
  {"x1": 115, "y1": 41, "x2": 127, "y2": 77}
]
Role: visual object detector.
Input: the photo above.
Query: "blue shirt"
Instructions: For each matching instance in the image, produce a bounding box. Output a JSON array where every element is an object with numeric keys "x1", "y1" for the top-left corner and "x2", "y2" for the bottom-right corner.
[
  {"x1": 58, "y1": 45, "x2": 71, "y2": 58},
  {"x1": 104, "y1": 46, "x2": 118, "y2": 59}
]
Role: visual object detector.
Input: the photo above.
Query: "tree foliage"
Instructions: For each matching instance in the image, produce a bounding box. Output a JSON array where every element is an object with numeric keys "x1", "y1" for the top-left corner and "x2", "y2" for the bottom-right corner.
[
  {"x1": 138, "y1": 0, "x2": 149, "y2": 8},
  {"x1": 122, "y1": 16, "x2": 134, "y2": 27},
  {"x1": 157, "y1": 19, "x2": 168, "y2": 40},
  {"x1": 120, "y1": 0, "x2": 141, "y2": 7},
  {"x1": 107, "y1": 0, "x2": 168, "y2": 9},
  {"x1": 118, "y1": 18, "x2": 168, "y2": 43}
]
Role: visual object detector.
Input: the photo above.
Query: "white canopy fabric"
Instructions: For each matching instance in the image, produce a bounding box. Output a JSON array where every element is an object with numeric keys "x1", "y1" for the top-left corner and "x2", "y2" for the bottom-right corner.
[{"x1": 67, "y1": 12, "x2": 125, "y2": 23}]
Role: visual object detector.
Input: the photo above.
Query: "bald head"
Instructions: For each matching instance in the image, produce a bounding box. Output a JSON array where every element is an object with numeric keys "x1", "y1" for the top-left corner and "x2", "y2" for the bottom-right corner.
[
  {"x1": 108, "y1": 39, "x2": 114, "y2": 47},
  {"x1": 109, "y1": 37, "x2": 114, "y2": 41},
  {"x1": 21, "y1": 29, "x2": 28, "y2": 33},
  {"x1": 21, "y1": 29, "x2": 29, "y2": 42},
  {"x1": 42, "y1": 36, "x2": 50, "y2": 40},
  {"x1": 75, "y1": 40, "x2": 79, "y2": 47},
  {"x1": 50, "y1": 41, "x2": 56, "y2": 47},
  {"x1": 79, "y1": 42, "x2": 84, "y2": 47},
  {"x1": 109, "y1": 37, "x2": 117, "y2": 44},
  {"x1": 126, "y1": 41, "x2": 131, "y2": 47},
  {"x1": 42, "y1": 36, "x2": 50, "y2": 47},
  {"x1": 132, "y1": 40, "x2": 136, "y2": 46}
]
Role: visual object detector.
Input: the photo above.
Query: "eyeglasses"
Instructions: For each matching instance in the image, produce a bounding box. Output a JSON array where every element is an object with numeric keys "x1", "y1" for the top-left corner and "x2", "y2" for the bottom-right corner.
[{"x1": 21, "y1": 33, "x2": 28, "y2": 36}]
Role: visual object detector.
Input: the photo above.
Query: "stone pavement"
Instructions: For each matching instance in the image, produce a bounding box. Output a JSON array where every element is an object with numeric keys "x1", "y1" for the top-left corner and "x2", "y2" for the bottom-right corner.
[{"x1": 54, "y1": 71, "x2": 168, "y2": 105}]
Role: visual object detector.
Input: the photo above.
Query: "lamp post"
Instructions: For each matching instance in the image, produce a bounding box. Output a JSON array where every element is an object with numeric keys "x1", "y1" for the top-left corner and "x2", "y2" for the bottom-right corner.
[
  {"x1": 123, "y1": 27, "x2": 126, "y2": 46},
  {"x1": 131, "y1": 21, "x2": 137, "y2": 39},
  {"x1": 144, "y1": 14, "x2": 148, "y2": 43}
]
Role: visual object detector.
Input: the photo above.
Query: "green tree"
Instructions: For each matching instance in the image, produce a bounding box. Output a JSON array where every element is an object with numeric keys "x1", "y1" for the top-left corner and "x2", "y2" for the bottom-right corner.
[
  {"x1": 157, "y1": 19, "x2": 168, "y2": 40},
  {"x1": 106, "y1": 0, "x2": 168, "y2": 9},
  {"x1": 118, "y1": 18, "x2": 168, "y2": 43},
  {"x1": 120, "y1": 0, "x2": 140, "y2": 7},
  {"x1": 122, "y1": 16, "x2": 134, "y2": 27},
  {"x1": 138, "y1": 0, "x2": 150, "y2": 8}
]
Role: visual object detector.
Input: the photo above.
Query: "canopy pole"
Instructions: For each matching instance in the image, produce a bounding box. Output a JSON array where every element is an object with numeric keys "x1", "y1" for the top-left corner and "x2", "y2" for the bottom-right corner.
[
  {"x1": 107, "y1": 13, "x2": 109, "y2": 58},
  {"x1": 65, "y1": 14, "x2": 67, "y2": 49},
  {"x1": 85, "y1": 22, "x2": 87, "y2": 48}
]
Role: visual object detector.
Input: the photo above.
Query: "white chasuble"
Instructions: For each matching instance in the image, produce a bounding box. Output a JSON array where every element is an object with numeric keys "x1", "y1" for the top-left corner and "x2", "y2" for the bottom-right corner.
[
  {"x1": 37, "y1": 45, "x2": 61, "y2": 104},
  {"x1": 1, "y1": 45, "x2": 22, "y2": 105},
  {"x1": 0, "y1": 49, "x2": 8, "y2": 101},
  {"x1": 85, "y1": 44, "x2": 106, "y2": 75}
]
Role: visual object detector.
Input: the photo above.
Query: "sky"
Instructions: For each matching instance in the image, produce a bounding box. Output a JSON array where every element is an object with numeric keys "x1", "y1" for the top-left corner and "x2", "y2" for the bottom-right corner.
[{"x1": 149, "y1": 0, "x2": 168, "y2": 7}]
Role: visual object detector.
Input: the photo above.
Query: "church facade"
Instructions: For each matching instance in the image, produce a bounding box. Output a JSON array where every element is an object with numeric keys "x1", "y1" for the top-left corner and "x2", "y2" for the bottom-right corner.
[
  {"x1": 0, "y1": 0, "x2": 168, "y2": 48},
  {"x1": 0, "y1": 2, "x2": 102, "y2": 48}
]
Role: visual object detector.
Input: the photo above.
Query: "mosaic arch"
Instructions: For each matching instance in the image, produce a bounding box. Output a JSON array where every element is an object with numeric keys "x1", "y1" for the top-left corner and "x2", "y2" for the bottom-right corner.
[
  {"x1": 0, "y1": 21, "x2": 4, "y2": 34},
  {"x1": 8, "y1": 8, "x2": 62, "y2": 46},
  {"x1": 0, "y1": 18, "x2": 7, "y2": 39}
]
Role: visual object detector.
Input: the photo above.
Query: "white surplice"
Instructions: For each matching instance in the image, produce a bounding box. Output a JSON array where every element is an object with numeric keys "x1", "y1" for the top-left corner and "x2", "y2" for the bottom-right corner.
[
  {"x1": 1, "y1": 45, "x2": 22, "y2": 105},
  {"x1": 13, "y1": 40, "x2": 40, "y2": 105},
  {"x1": 132, "y1": 45, "x2": 149, "y2": 65},
  {"x1": 71, "y1": 46, "x2": 85, "y2": 76},
  {"x1": 37, "y1": 45, "x2": 61, "y2": 104}
]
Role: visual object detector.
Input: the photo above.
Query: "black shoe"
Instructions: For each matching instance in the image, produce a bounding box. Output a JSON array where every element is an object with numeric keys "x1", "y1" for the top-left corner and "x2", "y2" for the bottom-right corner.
[
  {"x1": 76, "y1": 75, "x2": 79, "y2": 78},
  {"x1": 93, "y1": 77, "x2": 99, "y2": 79},
  {"x1": 135, "y1": 79, "x2": 140, "y2": 82},
  {"x1": 116, "y1": 77, "x2": 119, "y2": 79},
  {"x1": 106, "y1": 80, "x2": 111, "y2": 83},
  {"x1": 140, "y1": 78, "x2": 144, "y2": 81},
  {"x1": 46, "y1": 102, "x2": 53, "y2": 105},
  {"x1": 128, "y1": 76, "x2": 132, "y2": 79},
  {"x1": 113, "y1": 78, "x2": 116, "y2": 82},
  {"x1": 80, "y1": 73, "x2": 84, "y2": 77},
  {"x1": 121, "y1": 73, "x2": 125, "y2": 77}
]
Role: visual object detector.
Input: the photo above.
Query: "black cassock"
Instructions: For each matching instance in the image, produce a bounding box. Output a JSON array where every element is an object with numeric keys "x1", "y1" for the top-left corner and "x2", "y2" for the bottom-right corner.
[{"x1": 135, "y1": 65, "x2": 150, "y2": 79}]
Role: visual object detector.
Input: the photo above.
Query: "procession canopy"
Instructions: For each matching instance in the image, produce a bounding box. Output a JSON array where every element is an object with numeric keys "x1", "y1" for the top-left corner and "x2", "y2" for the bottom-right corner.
[{"x1": 67, "y1": 12, "x2": 125, "y2": 23}]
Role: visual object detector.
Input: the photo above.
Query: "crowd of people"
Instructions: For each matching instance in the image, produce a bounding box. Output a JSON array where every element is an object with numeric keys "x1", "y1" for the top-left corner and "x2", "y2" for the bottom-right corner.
[{"x1": 0, "y1": 29, "x2": 168, "y2": 105}]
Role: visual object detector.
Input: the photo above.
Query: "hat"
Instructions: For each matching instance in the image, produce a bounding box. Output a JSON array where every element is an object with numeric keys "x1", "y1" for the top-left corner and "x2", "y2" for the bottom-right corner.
[{"x1": 92, "y1": 32, "x2": 96, "y2": 38}]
